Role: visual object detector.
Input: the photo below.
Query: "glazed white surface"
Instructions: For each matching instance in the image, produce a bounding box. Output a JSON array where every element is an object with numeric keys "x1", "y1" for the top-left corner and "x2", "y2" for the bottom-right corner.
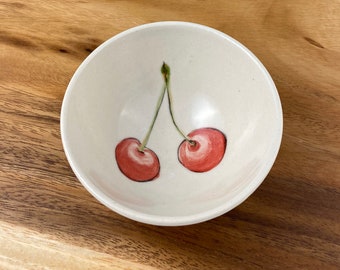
[{"x1": 61, "y1": 22, "x2": 283, "y2": 226}]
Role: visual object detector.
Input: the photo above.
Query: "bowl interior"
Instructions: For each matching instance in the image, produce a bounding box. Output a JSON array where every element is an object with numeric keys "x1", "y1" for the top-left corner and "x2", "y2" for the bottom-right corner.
[{"x1": 61, "y1": 22, "x2": 282, "y2": 225}]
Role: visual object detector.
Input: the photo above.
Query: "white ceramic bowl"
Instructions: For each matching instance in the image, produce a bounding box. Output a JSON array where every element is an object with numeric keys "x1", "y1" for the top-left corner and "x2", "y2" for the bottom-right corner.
[{"x1": 61, "y1": 22, "x2": 282, "y2": 226}]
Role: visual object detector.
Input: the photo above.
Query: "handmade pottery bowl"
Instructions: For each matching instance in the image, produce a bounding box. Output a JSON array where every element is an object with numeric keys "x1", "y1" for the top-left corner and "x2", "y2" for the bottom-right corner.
[{"x1": 61, "y1": 22, "x2": 283, "y2": 226}]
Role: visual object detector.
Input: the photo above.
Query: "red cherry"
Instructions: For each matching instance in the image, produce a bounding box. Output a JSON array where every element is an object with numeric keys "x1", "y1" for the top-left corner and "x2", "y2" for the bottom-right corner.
[
  {"x1": 178, "y1": 128, "x2": 226, "y2": 172},
  {"x1": 115, "y1": 138, "x2": 160, "y2": 182}
]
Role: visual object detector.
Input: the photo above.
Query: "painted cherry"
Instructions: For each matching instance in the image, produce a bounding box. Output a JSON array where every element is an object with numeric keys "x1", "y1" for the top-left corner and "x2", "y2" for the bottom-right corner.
[
  {"x1": 178, "y1": 128, "x2": 226, "y2": 172},
  {"x1": 115, "y1": 138, "x2": 160, "y2": 181},
  {"x1": 162, "y1": 62, "x2": 227, "y2": 173},
  {"x1": 115, "y1": 66, "x2": 168, "y2": 181}
]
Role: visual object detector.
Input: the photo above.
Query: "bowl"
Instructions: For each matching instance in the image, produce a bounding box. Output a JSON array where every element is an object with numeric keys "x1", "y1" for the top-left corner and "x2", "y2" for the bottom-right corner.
[{"x1": 60, "y1": 21, "x2": 283, "y2": 226}]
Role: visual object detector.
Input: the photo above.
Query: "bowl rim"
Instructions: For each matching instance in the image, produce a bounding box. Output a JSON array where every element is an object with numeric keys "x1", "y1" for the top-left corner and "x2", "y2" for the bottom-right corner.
[{"x1": 60, "y1": 21, "x2": 283, "y2": 226}]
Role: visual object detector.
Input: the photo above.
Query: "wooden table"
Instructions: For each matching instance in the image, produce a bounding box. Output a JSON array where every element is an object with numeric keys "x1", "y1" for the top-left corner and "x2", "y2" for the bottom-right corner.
[{"x1": 1, "y1": 1, "x2": 339, "y2": 269}]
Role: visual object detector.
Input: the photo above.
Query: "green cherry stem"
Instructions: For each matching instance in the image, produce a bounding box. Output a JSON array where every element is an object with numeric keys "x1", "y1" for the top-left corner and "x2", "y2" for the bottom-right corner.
[
  {"x1": 161, "y1": 62, "x2": 194, "y2": 145},
  {"x1": 138, "y1": 81, "x2": 167, "y2": 152}
]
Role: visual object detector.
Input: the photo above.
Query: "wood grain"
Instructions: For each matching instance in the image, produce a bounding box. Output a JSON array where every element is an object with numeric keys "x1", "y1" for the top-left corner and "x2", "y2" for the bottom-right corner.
[{"x1": 1, "y1": 0, "x2": 339, "y2": 269}]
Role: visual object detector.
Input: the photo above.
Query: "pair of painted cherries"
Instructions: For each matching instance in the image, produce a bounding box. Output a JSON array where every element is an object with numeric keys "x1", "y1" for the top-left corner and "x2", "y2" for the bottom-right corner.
[{"x1": 115, "y1": 63, "x2": 227, "y2": 182}]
